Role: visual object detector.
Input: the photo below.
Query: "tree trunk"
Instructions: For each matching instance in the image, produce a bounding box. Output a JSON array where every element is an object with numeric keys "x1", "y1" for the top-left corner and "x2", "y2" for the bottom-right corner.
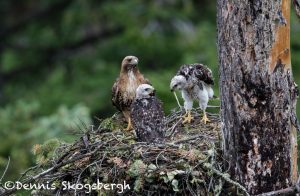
[{"x1": 217, "y1": 0, "x2": 298, "y2": 194}]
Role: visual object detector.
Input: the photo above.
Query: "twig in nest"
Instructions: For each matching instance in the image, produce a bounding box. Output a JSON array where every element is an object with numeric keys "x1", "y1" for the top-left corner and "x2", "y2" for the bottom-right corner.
[
  {"x1": 203, "y1": 163, "x2": 249, "y2": 196},
  {"x1": 155, "y1": 150, "x2": 166, "y2": 169},
  {"x1": 0, "y1": 157, "x2": 10, "y2": 183},
  {"x1": 74, "y1": 160, "x2": 103, "y2": 196},
  {"x1": 166, "y1": 118, "x2": 182, "y2": 138},
  {"x1": 24, "y1": 143, "x2": 104, "y2": 184},
  {"x1": 18, "y1": 165, "x2": 38, "y2": 181},
  {"x1": 171, "y1": 134, "x2": 217, "y2": 144}
]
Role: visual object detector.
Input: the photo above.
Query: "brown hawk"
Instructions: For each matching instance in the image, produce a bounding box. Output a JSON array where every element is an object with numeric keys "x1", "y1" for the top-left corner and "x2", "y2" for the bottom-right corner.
[{"x1": 112, "y1": 56, "x2": 150, "y2": 131}]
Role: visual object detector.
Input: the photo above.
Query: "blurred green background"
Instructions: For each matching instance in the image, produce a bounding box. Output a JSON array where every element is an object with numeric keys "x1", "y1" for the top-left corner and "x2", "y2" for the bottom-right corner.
[{"x1": 0, "y1": 0, "x2": 299, "y2": 181}]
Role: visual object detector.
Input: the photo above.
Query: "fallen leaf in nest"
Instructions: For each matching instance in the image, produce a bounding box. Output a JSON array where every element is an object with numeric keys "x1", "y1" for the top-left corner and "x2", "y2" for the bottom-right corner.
[
  {"x1": 74, "y1": 156, "x2": 90, "y2": 168},
  {"x1": 126, "y1": 160, "x2": 132, "y2": 166},
  {"x1": 178, "y1": 149, "x2": 205, "y2": 161},
  {"x1": 109, "y1": 157, "x2": 127, "y2": 168}
]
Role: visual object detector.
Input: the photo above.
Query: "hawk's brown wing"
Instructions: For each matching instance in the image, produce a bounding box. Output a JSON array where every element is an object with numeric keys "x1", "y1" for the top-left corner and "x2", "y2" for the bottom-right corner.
[
  {"x1": 193, "y1": 63, "x2": 214, "y2": 85},
  {"x1": 176, "y1": 63, "x2": 214, "y2": 85},
  {"x1": 111, "y1": 78, "x2": 123, "y2": 112}
]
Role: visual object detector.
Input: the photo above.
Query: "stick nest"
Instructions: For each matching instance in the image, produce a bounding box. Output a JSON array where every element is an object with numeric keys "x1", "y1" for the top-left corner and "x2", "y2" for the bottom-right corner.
[{"x1": 14, "y1": 109, "x2": 248, "y2": 195}]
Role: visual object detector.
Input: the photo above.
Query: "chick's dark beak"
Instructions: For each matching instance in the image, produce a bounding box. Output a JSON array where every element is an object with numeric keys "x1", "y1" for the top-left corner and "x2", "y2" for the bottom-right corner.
[
  {"x1": 170, "y1": 88, "x2": 174, "y2": 92},
  {"x1": 150, "y1": 89, "x2": 156, "y2": 96}
]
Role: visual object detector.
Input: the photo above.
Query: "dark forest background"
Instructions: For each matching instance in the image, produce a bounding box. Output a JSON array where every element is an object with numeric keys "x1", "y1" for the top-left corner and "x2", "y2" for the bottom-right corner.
[{"x1": 0, "y1": 0, "x2": 299, "y2": 181}]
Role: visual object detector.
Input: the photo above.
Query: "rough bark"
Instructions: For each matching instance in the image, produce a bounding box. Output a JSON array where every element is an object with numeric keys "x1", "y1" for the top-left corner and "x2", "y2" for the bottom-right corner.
[{"x1": 217, "y1": 0, "x2": 298, "y2": 194}]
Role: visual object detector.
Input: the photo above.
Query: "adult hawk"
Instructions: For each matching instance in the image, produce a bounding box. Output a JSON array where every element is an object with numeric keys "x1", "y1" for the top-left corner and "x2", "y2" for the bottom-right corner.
[
  {"x1": 131, "y1": 84, "x2": 165, "y2": 143},
  {"x1": 170, "y1": 63, "x2": 214, "y2": 124},
  {"x1": 112, "y1": 56, "x2": 150, "y2": 131}
]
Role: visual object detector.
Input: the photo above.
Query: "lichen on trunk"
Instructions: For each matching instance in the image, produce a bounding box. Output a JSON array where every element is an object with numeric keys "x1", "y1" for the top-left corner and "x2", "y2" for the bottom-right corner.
[{"x1": 217, "y1": 0, "x2": 298, "y2": 194}]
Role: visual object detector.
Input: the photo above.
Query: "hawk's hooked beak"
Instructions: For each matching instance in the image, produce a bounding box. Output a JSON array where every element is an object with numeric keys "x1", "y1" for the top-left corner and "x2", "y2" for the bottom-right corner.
[
  {"x1": 127, "y1": 58, "x2": 138, "y2": 70},
  {"x1": 129, "y1": 60, "x2": 138, "y2": 69},
  {"x1": 132, "y1": 58, "x2": 138, "y2": 65}
]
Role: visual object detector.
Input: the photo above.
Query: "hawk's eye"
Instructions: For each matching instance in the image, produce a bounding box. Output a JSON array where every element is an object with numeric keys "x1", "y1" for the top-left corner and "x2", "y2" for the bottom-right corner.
[
  {"x1": 145, "y1": 88, "x2": 150, "y2": 91},
  {"x1": 127, "y1": 58, "x2": 132, "y2": 62}
]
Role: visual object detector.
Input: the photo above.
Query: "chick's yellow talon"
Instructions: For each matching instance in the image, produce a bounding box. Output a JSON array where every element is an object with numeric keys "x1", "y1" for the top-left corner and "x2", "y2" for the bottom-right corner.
[
  {"x1": 182, "y1": 110, "x2": 193, "y2": 124},
  {"x1": 201, "y1": 112, "x2": 210, "y2": 124}
]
